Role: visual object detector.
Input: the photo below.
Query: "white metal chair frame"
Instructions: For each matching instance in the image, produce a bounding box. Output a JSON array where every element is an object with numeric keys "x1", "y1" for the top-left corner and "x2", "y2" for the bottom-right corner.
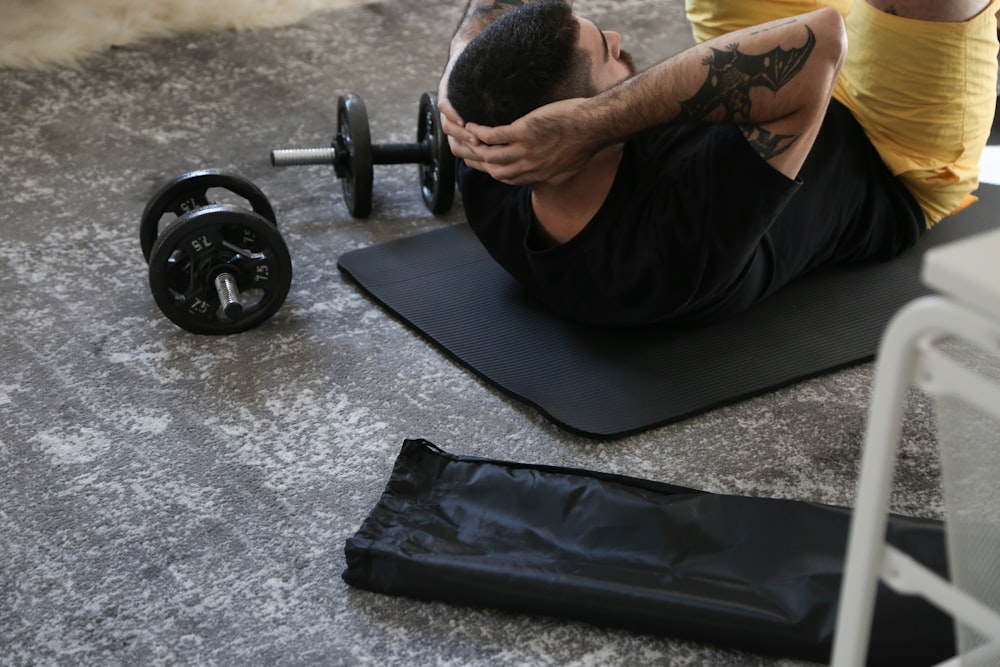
[{"x1": 831, "y1": 292, "x2": 1000, "y2": 666}]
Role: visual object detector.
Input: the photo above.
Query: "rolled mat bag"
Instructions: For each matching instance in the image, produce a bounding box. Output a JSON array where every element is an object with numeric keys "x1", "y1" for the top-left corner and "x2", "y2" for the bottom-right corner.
[{"x1": 343, "y1": 439, "x2": 954, "y2": 665}]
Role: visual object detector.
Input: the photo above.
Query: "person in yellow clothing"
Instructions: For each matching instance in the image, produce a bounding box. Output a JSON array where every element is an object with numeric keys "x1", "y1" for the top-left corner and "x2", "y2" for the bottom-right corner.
[
  {"x1": 437, "y1": 0, "x2": 999, "y2": 326},
  {"x1": 686, "y1": 0, "x2": 1000, "y2": 225}
]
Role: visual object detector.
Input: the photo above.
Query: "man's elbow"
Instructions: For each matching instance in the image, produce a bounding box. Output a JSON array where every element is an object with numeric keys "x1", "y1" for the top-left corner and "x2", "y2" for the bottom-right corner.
[{"x1": 812, "y1": 7, "x2": 847, "y2": 83}]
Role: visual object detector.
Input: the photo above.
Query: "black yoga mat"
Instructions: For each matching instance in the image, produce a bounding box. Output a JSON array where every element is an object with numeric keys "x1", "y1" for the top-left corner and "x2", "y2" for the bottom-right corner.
[
  {"x1": 344, "y1": 439, "x2": 954, "y2": 665},
  {"x1": 338, "y1": 184, "x2": 1000, "y2": 438}
]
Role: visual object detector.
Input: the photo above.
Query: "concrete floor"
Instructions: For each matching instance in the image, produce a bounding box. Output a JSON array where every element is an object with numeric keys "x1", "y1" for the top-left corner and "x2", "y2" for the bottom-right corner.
[{"x1": 0, "y1": 1, "x2": 962, "y2": 664}]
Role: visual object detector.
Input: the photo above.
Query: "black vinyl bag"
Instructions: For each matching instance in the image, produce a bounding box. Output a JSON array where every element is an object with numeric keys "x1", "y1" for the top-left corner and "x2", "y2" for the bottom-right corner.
[{"x1": 343, "y1": 440, "x2": 954, "y2": 665}]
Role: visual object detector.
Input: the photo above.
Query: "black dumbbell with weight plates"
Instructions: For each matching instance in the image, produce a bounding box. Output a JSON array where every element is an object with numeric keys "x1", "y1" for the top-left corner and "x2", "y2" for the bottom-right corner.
[
  {"x1": 270, "y1": 92, "x2": 455, "y2": 218},
  {"x1": 140, "y1": 170, "x2": 292, "y2": 335}
]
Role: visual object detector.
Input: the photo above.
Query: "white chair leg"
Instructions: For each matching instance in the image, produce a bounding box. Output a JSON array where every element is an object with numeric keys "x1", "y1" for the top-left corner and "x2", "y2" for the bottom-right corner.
[{"x1": 831, "y1": 297, "x2": 953, "y2": 667}]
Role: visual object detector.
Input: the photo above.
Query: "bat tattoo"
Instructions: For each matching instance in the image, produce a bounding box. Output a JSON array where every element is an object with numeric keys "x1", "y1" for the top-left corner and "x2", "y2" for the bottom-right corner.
[{"x1": 678, "y1": 26, "x2": 817, "y2": 122}]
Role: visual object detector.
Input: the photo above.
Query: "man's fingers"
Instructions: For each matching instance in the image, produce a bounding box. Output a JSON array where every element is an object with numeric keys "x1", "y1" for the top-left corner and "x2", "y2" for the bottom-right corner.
[
  {"x1": 447, "y1": 137, "x2": 481, "y2": 161},
  {"x1": 444, "y1": 116, "x2": 539, "y2": 182},
  {"x1": 437, "y1": 97, "x2": 482, "y2": 147},
  {"x1": 467, "y1": 122, "x2": 517, "y2": 147},
  {"x1": 462, "y1": 156, "x2": 532, "y2": 185},
  {"x1": 463, "y1": 158, "x2": 489, "y2": 173},
  {"x1": 438, "y1": 101, "x2": 464, "y2": 129},
  {"x1": 446, "y1": 135, "x2": 465, "y2": 156},
  {"x1": 475, "y1": 144, "x2": 526, "y2": 167},
  {"x1": 441, "y1": 115, "x2": 479, "y2": 148},
  {"x1": 449, "y1": 137, "x2": 516, "y2": 166}
]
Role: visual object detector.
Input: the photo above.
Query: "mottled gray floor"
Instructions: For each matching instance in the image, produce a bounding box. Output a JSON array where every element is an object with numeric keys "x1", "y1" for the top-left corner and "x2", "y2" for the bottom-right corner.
[{"x1": 0, "y1": 1, "x2": 950, "y2": 665}]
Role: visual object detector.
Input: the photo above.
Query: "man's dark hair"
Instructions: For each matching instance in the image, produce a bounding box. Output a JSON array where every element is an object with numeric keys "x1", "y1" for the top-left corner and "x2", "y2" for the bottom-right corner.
[{"x1": 447, "y1": 1, "x2": 596, "y2": 127}]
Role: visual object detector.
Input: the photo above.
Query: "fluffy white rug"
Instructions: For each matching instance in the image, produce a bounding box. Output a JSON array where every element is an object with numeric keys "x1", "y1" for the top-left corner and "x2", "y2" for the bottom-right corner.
[{"x1": 0, "y1": 0, "x2": 374, "y2": 69}]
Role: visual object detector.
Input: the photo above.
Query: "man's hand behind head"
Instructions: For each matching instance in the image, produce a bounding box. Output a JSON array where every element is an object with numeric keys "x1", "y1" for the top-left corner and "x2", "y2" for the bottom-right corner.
[{"x1": 461, "y1": 97, "x2": 600, "y2": 185}]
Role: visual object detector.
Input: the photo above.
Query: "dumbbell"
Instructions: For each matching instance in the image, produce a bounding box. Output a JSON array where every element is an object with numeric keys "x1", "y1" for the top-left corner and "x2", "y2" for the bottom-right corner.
[
  {"x1": 139, "y1": 170, "x2": 292, "y2": 335},
  {"x1": 270, "y1": 92, "x2": 455, "y2": 218}
]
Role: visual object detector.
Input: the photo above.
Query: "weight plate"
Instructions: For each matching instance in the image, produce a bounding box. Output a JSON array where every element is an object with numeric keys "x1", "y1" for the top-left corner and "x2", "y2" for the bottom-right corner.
[
  {"x1": 336, "y1": 94, "x2": 374, "y2": 219},
  {"x1": 147, "y1": 204, "x2": 292, "y2": 335},
  {"x1": 417, "y1": 92, "x2": 456, "y2": 215},
  {"x1": 139, "y1": 169, "x2": 276, "y2": 262}
]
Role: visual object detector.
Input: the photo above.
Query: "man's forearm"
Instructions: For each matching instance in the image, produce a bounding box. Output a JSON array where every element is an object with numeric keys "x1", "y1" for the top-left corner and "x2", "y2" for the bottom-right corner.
[{"x1": 450, "y1": 5, "x2": 844, "y2": 183}]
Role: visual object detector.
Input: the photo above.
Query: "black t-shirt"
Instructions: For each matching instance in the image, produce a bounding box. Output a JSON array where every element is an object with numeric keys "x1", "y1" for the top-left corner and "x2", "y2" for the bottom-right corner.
[{"x1": 458, "y1": 100, "x2": 925, "y2": 327}]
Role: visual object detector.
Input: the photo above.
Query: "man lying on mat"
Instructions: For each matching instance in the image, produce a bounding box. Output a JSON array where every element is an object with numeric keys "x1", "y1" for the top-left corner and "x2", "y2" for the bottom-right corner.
[{"x1": 437, "y1": 0, "x2": 999, "y2": 327}]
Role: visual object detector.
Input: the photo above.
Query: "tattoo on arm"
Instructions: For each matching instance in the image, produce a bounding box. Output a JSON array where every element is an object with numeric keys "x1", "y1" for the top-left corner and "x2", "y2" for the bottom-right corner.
[
  {"x1": 677, "y1": 26, "x2": 816, "y2": 123},
  {"x1": 739, "y1": 124, "x2": 801, "y2": 162}
]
